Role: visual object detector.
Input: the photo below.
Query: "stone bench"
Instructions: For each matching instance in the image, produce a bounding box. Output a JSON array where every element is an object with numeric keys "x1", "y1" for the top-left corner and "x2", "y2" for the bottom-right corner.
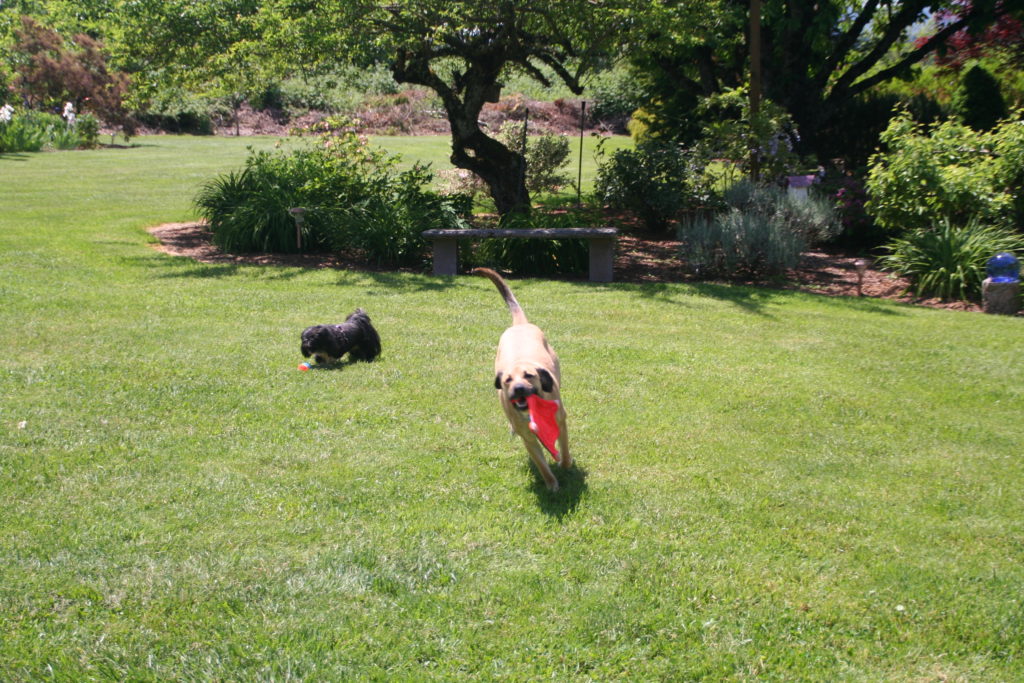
[{"x1": 421, "y1": 227, "x2": 619, "y2": 282}]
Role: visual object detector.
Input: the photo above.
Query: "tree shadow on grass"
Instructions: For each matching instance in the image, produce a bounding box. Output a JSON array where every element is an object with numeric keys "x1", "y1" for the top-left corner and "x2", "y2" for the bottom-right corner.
[
  {"x1": 568, "y1": 279, "x2": 782, "y2": 317},
  {"x1": 530, "y1": 463, "x2": 588, "y2": 519},
  {"x1": 132, "y1": 251, "x2": 470, "y2": 293},
  {"x1": 570, "y1": 279, "x2": 908, "y2": 317}
]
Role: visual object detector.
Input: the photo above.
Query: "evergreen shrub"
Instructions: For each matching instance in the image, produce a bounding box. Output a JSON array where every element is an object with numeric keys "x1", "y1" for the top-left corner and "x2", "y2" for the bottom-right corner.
[{"x1": 953, "y1": 65, "x2": 1007, "y2": 132}]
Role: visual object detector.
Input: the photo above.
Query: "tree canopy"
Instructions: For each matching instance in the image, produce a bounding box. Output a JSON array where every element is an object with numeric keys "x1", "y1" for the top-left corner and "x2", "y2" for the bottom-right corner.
[
  {"x1": 631, "y1": 0, "x2": 1024, "y2": 162},
  {"x1": 106, "y1": 0, "x2": 637, "y2": 214}
]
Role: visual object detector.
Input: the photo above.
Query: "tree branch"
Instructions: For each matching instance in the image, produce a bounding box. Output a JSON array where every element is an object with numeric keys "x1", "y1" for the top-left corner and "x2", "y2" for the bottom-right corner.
[
  {"x1": 828, "y1": 0, "x2": 931, "y2": 98},
  {"x1": 814, "y1": 0, "x2": 880, "y2": 89}
]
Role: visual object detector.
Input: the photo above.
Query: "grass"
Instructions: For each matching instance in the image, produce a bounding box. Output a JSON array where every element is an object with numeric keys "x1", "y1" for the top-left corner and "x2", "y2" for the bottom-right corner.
[{"x1": 1, "y1": 136, "x2": 1023, "y2": 680}]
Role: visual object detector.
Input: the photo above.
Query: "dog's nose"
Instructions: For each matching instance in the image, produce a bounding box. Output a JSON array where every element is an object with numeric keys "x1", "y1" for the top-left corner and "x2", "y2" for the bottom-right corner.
[{"x1": 511, "y1": 383, "x2": 533, "y2": 400}]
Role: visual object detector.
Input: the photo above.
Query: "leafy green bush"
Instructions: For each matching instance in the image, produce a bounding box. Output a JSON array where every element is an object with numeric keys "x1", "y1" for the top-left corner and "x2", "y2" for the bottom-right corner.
[
  {"x1": 865, "y1": 111, "x2": 1022, "y2": 234},
  {"x1": 195, "y1": 119, "x2": 469, "y2": 264},
  {"x1": 194, "y1": 165, "x2": 306, "y2": 253},
  {"x1": 469, "y1": 211, "x2": 589, "y2": 277},
  {"x1": 0, "y1": 107, "x2": 83, "y2": 152},
  {"x1": 694, "y1": 88, "x2": 805, "y2": 184},
  {"x1": 680, "y1": 182, "x2": 839, "y2": 278},
  {"x1": 495, "y1": 121, "x2": 572, "y2": 198},
  {"x1": 76, "y1": 114, "x2": 100, "y2": 148},
  {"x1": 329, "y1": 167, "x2": 471, "y2": 268},
  {"x1": 0, "y1": 108, "x2": 46, "y2": 152},
  {"x1": 879, "y1": 218, "x2": 1024, "y2": 301},
  {"x1": 594, "y1": 140, "x2": 713, "y2": 233}
]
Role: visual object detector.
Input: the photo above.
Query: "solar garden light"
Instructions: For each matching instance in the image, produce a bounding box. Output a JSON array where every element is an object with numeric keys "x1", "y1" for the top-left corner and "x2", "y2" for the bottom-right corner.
[
  {"x1": 288, "y1": 207, "x2": 306, "y2": 251},
  {"x1": 982, "y1": 252, "x2": 1020, "y2": 315},
  {"x1": 853, "y1": 258, "x2": 868, "y2": 297}
]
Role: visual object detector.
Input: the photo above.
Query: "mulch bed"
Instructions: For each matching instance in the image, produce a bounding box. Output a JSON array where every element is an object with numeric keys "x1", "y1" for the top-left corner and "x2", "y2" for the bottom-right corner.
[{"x1": 147, "y1": 222, "x2": 984, "y2": 312}]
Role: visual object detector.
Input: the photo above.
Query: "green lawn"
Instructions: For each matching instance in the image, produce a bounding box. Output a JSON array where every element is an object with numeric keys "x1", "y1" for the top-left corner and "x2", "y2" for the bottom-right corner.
[{"x1": 1, "y1": 136, "x2": 1022, "y2": 680}]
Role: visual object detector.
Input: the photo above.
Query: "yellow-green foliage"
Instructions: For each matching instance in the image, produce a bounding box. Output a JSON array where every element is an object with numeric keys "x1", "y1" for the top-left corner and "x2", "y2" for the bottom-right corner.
[{"x1": 865, "y1": 110, "x2": 1024, "y2": 234}]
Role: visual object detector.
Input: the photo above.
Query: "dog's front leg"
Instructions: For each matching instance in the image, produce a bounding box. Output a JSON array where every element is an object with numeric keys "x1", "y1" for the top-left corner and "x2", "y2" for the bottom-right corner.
[
  {"x1": 521, "y1": 431, "x2": 559, "y2": 492},
  {"x1": 555, "y1": 411, "x2": 571, "y2": 470}
]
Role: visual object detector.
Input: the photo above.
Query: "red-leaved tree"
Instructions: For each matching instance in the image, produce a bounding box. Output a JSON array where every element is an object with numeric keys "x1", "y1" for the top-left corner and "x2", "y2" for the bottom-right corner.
[{"x1": 12, "y1": 16, "x2": 134, "y2": 134}]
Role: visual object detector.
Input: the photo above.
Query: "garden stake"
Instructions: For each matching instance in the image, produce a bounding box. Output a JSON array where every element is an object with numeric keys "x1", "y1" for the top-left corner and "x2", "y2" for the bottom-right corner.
[{"x1": 288, "y1": 207, "x2": 306, "y2": 251}]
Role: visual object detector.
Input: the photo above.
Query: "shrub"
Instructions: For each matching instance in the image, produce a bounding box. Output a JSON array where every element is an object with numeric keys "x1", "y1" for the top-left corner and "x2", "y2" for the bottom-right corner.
[
  {"x1": 819, "y1": 173, "x2": 887, "y2": 248},
  {"x1": 953, "y1": 64, "x2": 1007, "y2": 132},
  {"x1": 682, "y1": 210, "x2": 803, "y2": 279},
  {"x1": 329, "y1": 166, "x2": 472, "y2": 268},
  {"x1": 194, "y1": 165, "x2": 305, "y2": 253},
  {"x1": 879, "y1": 218, "x2": 1024, "y2": 301},
  {"x1": 726, "y1": 181, "x2": 841, "y2": 245},
  {"x1": 680, "y1": 182, "x2": 839, "y2": 278},
  {"x1": 11, "y1": 17, "x2": 133, "y2": 138},
  {"x1": 0, "y1": 107, "x2": 82, "y2": 152},
  {"x1": 992, "y1": 115, "x2": 1024, "y2": 224},
  {"x1": 195, "y1": 119, "x2": 469, "y2": 264},
  {"x1": 468, "y1": 211, "x2": 589, "y2": 277},
  {"x1": 694, "y1": 89, "x2": 805, "y2": 185},
  {"x1": 865, "y1": 112, "x2": 1018, "y2": 234},
  {"x1": 496, "y1": 121, "x2": 572, "y2": 197},
  {"x1": 75, "y1": 113, "x2": 100, "y2": 148},
  {"x1": 594, "y1": 140, "x2": 713, "y2": 233},
  {"x1": 0, "y1": 107, "x2": 46, "y2": 153}
]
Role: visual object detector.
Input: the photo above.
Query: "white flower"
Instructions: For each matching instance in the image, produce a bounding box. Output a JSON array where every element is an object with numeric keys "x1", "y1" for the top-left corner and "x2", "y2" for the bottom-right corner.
[{"x1": 0, "y1": 104, "x2": 13, "y2": 123}]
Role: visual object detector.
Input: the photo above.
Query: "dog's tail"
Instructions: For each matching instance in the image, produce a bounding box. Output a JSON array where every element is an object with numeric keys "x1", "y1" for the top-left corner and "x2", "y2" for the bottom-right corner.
[{"x1": 473, "y1": 267, "x2": 528, "y2": 326}]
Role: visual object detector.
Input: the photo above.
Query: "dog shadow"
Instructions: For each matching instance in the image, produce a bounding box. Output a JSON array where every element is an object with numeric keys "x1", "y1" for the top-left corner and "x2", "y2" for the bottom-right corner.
[
  {"x1": 304, "y1": 357, "x2": 377, "y2": 371},
  {"x1": 530, "y1": 464, "x2": 588, "y2": 519}
]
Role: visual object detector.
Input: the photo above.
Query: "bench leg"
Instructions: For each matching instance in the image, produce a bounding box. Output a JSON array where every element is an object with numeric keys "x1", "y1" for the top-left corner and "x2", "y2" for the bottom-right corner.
[
  {"x1": 431, "y1": 238, "x2": 458, "y2": 276},
  {"x1": 588, "y1": 237, "x2": 615, "y2": 282}
]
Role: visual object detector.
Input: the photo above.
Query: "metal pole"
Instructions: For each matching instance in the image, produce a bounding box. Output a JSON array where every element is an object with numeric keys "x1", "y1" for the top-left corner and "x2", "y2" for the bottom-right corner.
[
  {"x1": 521, "y1": 108, "x2": 530, "y2": 193},
  {"x1": 578, "y1": 101, "x2": 586, "y2": 207}
]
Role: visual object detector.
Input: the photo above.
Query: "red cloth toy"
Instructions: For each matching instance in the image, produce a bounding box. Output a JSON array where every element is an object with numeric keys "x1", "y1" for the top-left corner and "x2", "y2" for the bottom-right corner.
[{"x1": 526, "y1": 394, "x2": 561, "y2": 462}]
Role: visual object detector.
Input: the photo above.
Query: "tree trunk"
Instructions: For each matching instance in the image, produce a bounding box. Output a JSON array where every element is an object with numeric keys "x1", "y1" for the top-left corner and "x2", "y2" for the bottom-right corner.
[
  {"x1": 392, "y1": 52, "x2": 532, "y2": 215},
  {"x1": 448, "y1": 122, "x2": 530, "y2": 215}
]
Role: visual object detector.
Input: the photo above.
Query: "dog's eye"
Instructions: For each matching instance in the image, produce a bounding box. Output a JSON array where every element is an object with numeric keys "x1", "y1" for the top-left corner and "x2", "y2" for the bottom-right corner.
[{"x1": 523, "y1": 372, "x2": 535, "y2": 379}]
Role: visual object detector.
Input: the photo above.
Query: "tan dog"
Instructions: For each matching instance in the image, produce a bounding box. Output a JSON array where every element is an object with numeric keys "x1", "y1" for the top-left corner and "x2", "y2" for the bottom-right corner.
[{"x1": 474, "y1": 268, "x2": 571, "y2": 491}]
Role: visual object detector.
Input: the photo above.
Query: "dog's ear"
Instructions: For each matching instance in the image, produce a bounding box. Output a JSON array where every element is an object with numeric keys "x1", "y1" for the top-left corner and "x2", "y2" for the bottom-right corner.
[
  {"x1": 537, "y1": 367, "x2": 554, "y2": 393},
  {"x1": 494, "y1": 372, "x2": 503, "y2": 389}
]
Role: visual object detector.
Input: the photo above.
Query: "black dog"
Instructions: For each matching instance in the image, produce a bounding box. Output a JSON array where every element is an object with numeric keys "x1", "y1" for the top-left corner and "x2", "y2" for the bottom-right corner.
[{"x1": 300, "y1": 308, "x2": 381, "y2": 365}]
